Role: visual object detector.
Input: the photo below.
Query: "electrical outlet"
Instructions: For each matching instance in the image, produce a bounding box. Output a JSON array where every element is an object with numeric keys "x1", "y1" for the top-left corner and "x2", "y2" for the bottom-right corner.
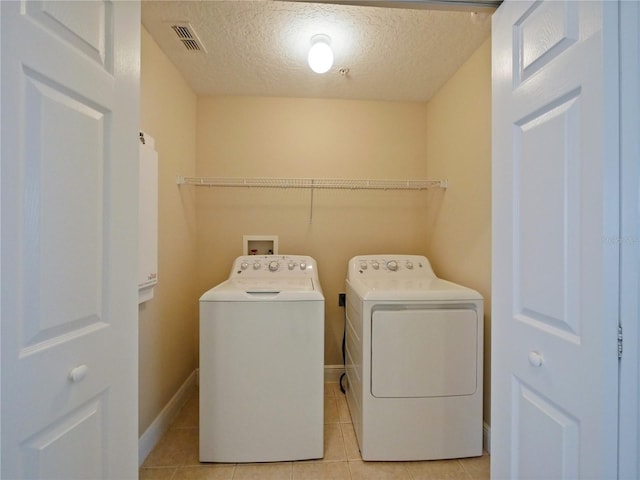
[{"x1": 338, "y1": 293, "x2": 346, "y2": 307}]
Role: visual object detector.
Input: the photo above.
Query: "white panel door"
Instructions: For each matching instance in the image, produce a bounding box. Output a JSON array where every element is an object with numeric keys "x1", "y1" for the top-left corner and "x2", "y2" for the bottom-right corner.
[
  {"x1": 492, "y1": 1, "x2": 619, "y2": 479},
  {"x1": 1, "y1": 1, "x2": 140, "y2": 478}
]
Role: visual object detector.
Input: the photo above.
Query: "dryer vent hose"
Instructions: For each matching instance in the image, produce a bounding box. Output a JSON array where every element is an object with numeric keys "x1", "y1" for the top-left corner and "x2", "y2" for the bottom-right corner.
[{"x1": 339, "y1": 300, "x2": 346, "y2": 394}]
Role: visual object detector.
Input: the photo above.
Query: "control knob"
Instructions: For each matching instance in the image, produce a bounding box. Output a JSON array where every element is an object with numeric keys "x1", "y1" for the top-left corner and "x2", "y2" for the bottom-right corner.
[
  {"x1": 300, "y1": 262, "x2": 307, "y2": 270},
  {"x1": 406, "y1": 261, "x2": 413, "y2": 269},
  {"x1": 387, "y1": 260, "x2": 398, "y2": 271},
  {"x1": 253, "y1": 262, "x2": 261, "y2": 270},
  {"x1": 360, "y1": 261, "x2": 367, "y2": 270},
  {"x1": 288, "y1": 262, "x2": 295, "y2": 270},
  {"x1": 372, "y1": 261, "x2": 380, "y2": 270},
  {"x1": 240, "y1": 262, "x2": 249, "y2": 270},
  {"x1": 268, "y1": 261, "x2": 279, "y2": 272}
]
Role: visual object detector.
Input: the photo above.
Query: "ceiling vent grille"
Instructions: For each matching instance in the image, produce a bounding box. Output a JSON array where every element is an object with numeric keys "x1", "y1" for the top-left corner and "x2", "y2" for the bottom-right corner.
[{"x1": 170, "y1": 23, "x2": 206, "y2": 53}]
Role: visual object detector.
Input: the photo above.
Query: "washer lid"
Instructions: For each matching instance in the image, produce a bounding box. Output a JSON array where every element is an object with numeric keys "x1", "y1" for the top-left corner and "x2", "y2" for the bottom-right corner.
[
  {"x1": 233, "y1": 278, "x2": 314, "y2": 292},
  {"x1": 200, "y1": 277, "x2": 324, "y2": 302},
  {"x1": 347, "y1": 277, "x2": 483, "y2": 301}
]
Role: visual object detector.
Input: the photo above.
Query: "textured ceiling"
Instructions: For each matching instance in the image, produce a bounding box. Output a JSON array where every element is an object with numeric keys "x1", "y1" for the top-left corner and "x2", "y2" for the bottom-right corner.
[{"x1": 141, "y1": 0, "x2": 492, "y2": 102}]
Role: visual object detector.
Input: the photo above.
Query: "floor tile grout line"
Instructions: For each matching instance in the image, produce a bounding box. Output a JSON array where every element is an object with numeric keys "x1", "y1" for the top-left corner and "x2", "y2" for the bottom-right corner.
[
  {"x1": 457, "y1": 458, "x2": 475, "y2": 480},
  {"x1": 337, "y1": 416, "x2": 349, "y2": 463}
]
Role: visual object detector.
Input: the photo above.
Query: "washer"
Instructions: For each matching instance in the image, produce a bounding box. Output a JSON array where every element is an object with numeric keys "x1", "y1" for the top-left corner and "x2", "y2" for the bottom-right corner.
[
  {"x1": 345, "y1": 254, "x2": 483, "y2": 461},
  {"x1": 199, "y1": 255, "x2": 324, "y2": 463}
]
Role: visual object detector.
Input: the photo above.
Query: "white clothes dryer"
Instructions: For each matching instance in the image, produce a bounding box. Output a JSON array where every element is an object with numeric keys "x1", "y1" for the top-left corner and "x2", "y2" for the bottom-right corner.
[
  {"x1": 199, "y1": 255, "x2": 324, "y2": 463},
  {"x1": 345, "y1": 255, "x2": 483, "y2": 461}
]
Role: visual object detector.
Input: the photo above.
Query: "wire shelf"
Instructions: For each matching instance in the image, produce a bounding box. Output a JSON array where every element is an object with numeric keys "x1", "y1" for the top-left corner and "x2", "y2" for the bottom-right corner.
[{"x1": 176, "y1": 176, "x2": 447, "y2": 190}]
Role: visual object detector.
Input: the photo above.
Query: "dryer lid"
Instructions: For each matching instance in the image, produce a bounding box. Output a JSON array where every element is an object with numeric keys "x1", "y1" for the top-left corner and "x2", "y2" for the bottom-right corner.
[{"x1": 347, "y1": 277, "x2": 483, "y2": 301}]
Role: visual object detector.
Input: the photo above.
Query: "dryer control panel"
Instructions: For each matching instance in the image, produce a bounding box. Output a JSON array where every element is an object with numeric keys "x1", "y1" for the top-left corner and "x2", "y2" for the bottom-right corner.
[
  {"x1": 348, "y1": 255, "x2": 436, "y2": 278},
  {"x1": 231, "y1": 255, "x2": 317, "y2": 277}
]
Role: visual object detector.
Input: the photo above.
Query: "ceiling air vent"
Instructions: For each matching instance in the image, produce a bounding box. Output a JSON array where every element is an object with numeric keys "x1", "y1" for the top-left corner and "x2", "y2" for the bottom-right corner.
[{"x1": 170, "y1": 22, "x2": 206, "y2": 53}]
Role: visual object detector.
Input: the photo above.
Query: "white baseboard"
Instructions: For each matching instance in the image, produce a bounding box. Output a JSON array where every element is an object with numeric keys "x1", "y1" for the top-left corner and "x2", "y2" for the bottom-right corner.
[
  {"x1": 483, "y1": 421, "x2": 491, "y2": 454},
  {"x1": 324, "y1": 364, "x2": 345, "y2": 382},
  {"x1": 138, "y1": 369, "x2": 198, "y2": 466}
]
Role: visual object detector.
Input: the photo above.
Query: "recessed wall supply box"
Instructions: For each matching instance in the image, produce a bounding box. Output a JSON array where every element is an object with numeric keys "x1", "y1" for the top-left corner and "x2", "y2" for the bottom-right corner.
[{"x1": 243, "y1": 235, "x2": 278, "y2": 255}]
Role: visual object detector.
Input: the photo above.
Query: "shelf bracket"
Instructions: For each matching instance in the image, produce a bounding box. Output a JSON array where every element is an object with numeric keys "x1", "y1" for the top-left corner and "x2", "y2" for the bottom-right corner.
[{"x1": 309, "y1": 179, "x2": 315, "y2": 224}]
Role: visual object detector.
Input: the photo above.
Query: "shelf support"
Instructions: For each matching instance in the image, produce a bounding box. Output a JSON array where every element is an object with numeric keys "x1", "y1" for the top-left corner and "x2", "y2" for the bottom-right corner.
[{"x1": 309, "y1": 179, "x2": 315, "y2": 224}]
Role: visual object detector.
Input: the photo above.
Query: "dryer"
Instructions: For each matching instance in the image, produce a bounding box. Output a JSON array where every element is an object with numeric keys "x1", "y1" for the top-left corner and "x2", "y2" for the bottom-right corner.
[
  {"x1": 345, "y1": 255, "x2": 483, "y2": 461},
  {"x1": 199, "y1": 255, "x2": 324, "y2": 463}
]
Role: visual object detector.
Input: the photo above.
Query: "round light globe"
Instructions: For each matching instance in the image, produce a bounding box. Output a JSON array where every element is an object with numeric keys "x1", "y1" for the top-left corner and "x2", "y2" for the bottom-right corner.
[{"x1": 308, "y1": 38, "x2": 333, "y2": 74}]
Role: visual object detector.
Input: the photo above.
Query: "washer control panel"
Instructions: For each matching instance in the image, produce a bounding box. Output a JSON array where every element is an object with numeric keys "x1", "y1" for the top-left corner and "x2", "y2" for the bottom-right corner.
[
  {"x1": 349, "y1": 255, "x2": 436, "y2": 278},
  {"x1": 232, "y1": 255, "x2": 317, "y2": 277}
]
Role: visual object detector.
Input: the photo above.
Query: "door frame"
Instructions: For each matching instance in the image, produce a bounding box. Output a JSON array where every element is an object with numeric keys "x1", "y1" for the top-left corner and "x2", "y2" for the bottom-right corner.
[
  {"x1": 618, "y1": 1, "x2": 640, "y2": 478},
  {"x1": 0, "y1": 2, "x2": 3, "y2": 472}
]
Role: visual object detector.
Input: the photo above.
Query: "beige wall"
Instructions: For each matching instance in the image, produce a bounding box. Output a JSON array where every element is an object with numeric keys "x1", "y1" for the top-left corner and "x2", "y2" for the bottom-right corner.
[
  {"x1": 195, "y1": 97, "x2": 430, "y2": 365},
  {"x1": 139, "y1": 27, "x2": 199, "y2": 435},
  {"x1": 425, "y1": 38, "x2": 492, "y2": 424}
]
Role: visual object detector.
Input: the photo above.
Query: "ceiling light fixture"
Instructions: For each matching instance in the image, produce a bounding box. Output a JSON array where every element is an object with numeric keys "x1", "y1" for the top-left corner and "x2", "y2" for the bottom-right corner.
[{"x1": 308, "y1": 34, "x2": 333, "y2": 74}]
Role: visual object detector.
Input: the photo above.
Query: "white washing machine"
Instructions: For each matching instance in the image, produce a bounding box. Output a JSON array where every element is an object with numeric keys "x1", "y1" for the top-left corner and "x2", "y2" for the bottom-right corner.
[
  {"x1": 345, "y1": 255, "x2": 483, "y2": 461},
  {"x1": 199, "y1": 255, "x2": 324, "y2": 463}
]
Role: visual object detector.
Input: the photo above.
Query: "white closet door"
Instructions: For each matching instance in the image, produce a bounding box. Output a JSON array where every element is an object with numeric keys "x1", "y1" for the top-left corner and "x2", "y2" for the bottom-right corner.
[
  {"x1": 492, "y1": 1, "x2": 619, "y2": 478},
  {"x1": 1, "y1": 1, "x2": 140, "y2": 478}
]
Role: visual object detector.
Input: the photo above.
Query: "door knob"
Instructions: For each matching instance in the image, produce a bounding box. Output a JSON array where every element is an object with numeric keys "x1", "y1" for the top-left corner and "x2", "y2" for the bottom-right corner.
[
  {"x1": 528, "y1": 351, "x2": 543, "y2": 367},
  {"x1": 68, "y1": 364, "x2": 88, "y2": 383}
]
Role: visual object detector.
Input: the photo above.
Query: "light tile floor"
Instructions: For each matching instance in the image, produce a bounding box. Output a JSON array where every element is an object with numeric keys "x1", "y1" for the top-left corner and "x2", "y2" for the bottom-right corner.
[{"x1": 140, "y1": 382, "x2": 490, "y2": 480}]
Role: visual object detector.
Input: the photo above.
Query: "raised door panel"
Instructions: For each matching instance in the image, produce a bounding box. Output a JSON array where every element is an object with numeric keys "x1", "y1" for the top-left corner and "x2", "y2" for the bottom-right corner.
[
  {"x1": 24, "y1": 1, "x2": 112, "y2": 68},
  {"x1": 21, "y1": 396, "x2": 106, "y2": 479},
  {"x1": 21, "y1": 68, "x2": 109, "y2": 351}
]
